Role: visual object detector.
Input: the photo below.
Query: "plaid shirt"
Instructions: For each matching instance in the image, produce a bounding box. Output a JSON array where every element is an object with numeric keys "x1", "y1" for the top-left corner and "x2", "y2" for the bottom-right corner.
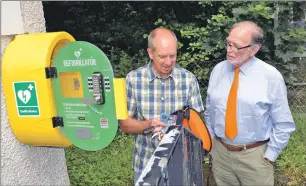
[{"x1": 125, "y1": 61, "x2": 204, "y2": 177}]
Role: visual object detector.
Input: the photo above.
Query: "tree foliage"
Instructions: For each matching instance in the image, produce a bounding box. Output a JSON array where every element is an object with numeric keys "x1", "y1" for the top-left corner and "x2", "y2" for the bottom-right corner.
[
  {"x1": 153, "y1": 1, "x2": 306, "y2": 86},
  {"x1": 43, "y1": 1, "x2": 306, "y2": 84}
]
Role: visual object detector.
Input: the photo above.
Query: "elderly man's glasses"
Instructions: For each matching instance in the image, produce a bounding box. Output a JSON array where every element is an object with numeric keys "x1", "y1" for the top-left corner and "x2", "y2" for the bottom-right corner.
[{"x1": 225, "y1": 42, "x2": 252, "y2": 51}]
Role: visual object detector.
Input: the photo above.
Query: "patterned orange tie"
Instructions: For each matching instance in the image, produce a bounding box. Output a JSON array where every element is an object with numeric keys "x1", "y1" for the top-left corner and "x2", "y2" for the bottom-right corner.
[{"x1": 225, "y1": 67, "x2": 239, "y2": 140}]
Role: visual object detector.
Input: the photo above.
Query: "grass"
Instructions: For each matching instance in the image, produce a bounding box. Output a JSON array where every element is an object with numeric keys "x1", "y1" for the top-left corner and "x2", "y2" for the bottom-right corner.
[
  {"x1": 66, "y1": 116, "x2": 306, "y2": 186},
  {"x1": 275, "y1": 115, "x2": 306, "y2": 185}
]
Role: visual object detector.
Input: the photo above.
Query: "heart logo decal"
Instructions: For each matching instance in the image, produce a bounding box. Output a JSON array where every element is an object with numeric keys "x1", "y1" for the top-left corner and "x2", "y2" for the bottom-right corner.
[
  {"x1": 17, "y1": 90, "x2": 31, "y2": 104},
  {"x1": 74, "y1": 50, "x2": 81, "y2": 58}
]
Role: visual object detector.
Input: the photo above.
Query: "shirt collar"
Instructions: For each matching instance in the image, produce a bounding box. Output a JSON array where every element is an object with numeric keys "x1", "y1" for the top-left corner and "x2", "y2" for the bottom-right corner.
[
  {"x1": 147, "y1": 61, "x2": 175, "y2": 82},
  {"x1": 226, "y1": 56, "x2": 256, "y2": 76}
]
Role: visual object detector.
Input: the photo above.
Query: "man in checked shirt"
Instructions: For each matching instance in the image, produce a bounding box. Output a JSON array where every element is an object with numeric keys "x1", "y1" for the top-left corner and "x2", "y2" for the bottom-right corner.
[{"x1": 120, "y1": 28, "x2": 204, "y2": 183}]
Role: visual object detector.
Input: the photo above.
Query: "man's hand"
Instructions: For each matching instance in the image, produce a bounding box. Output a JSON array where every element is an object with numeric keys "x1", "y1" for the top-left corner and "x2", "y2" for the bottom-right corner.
[
  {"x1": 264, "y1": 157, "x2": 274, "y2": 166},
  {"x1": 151, "y1": 117, "x2": 167, "y2": 134}
]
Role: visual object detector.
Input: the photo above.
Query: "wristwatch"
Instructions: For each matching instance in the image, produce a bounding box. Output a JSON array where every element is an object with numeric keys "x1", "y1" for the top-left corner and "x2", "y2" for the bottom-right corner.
[{"x1": 264, "y1": 157, "x2": 274, "y2": 165}]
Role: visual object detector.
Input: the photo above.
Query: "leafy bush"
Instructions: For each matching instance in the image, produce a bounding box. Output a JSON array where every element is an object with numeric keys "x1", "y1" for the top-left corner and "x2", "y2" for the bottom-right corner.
[
  {"x1": 65, "y1": 130, "x2": 134, "y2": 186},
  {"x1": 150, "y1": 1, "x2": 306, "y2": 95}
]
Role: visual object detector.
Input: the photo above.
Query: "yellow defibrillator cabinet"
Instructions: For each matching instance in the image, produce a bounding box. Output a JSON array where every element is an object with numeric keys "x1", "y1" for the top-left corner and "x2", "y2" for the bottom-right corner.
[{"x1": 2, "y1": 32, "x2": 128, "y2": 151}]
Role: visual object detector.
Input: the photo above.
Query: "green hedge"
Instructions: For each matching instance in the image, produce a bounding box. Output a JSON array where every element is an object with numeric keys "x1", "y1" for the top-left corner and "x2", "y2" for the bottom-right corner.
[{"x1": 66, "y1": 130, "x2": 134, "y2": 186}]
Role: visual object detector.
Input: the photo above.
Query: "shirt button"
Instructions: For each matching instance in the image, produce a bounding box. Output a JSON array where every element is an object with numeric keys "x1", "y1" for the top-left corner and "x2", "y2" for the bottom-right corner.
[{"x1": 161, "y1": 97, "x2": 164, "y2": 101}]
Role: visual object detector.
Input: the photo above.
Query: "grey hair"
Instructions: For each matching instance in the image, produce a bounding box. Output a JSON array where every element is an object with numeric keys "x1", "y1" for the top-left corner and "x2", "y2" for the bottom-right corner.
[
  {"x1": 148, "y1": 28, "x2": 178, "y2": 50},
  {"x1": 230, "y1": 21, "x2": 265, "y2": 45}
]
